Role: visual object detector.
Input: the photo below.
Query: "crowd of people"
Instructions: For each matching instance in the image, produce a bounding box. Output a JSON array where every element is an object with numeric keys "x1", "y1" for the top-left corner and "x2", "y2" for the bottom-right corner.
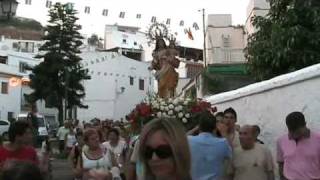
[{"x1": 0, "y1": 108, "x2": 319, "y2": 180}]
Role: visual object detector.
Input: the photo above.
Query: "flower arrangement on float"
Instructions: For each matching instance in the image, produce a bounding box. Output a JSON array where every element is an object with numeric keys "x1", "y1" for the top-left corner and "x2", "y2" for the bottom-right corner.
[{"x1": 126, "y1": 96, "x2": 217, "y2": 133}]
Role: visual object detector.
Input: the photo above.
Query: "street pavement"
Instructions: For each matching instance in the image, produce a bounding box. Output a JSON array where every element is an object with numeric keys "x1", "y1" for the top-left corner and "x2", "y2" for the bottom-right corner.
[{"x1": 51, "y1": 158, "x2": 73, "y2": 180}]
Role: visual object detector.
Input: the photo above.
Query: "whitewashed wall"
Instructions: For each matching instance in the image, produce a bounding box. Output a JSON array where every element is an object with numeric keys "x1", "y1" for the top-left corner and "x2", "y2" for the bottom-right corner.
[
  {"x1": 206, "y1": 64, "x2": 320, "y2": 153},
  {"x1": 78, "y1": 52, "x2": 154, "y2": 121}
]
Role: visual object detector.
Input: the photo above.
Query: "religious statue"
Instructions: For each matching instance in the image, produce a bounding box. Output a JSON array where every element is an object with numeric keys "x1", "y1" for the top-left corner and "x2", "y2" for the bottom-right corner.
[{"x1": 148, "y1": 23, "x2": 180, "y2": 98}]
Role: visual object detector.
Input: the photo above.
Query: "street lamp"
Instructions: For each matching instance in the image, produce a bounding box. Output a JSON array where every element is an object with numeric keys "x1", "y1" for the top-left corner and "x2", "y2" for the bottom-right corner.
[{"x1": 0, "y1": 0, "x2": 18, "y2": 20}]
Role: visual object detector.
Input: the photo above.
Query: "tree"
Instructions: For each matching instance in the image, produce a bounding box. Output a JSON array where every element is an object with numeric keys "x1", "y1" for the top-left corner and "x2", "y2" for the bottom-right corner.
[
  {"x1": 245, "y1": 0, "x2": 320, "y2": 81},
  {"x1": 26, "y1": 3, "x2": 90, "y2": 125}
]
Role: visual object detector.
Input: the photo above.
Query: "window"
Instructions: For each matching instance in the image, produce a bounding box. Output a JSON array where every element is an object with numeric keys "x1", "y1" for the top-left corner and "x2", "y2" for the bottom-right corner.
[
  {"x1": 18, "y1": 42, "x2": 34, "y2": 53},
  {"x1": 139, "y1": 79, "x2": 144, "y2": 90},
  {"x1": 85, "y1": 6, "x2": 90, "y2": 14},
  {"x1": 19, "y1": 62, "x2": 28, "y2": 73},
  {"x1": 0, "y1": 56, "x2": 7, "y2": 64},
  {"x1": 151, "y1": 16, "x2": 157, "y2": 23},
  {"x1": 119, "y1": 11, "x2": 125, "y2": 18},
  {"x1": 0, "y1": 120, "x2": 9, "y2": 125},
  {"x1": 7, "y1": 112, "x2": 14, "y2": 120},
  {"x1": 134, "y1": 41, "x2": 137, "y2": 46},
  {"x1": 122, "y1": 39, "x2": 127, "y2": 44},
  {"x1": 102, "y1": 9, "x2": 108, "y2": 16},
  {"x1": 136, "y1": 14, "x2": 141, "y2": 19},
  {"x1": 222, "y1": 34, "x2": 231, "y2": 47},
  {"x1": 46, "y1": 0, "x2": 52, "y2": 8},
  {"x1": 129, "y1": 76, "x2": 134, "y2": 85},
  {"x1": 1, "y1": 82, "x2": 8, "y2": 94},
  {"x1": 166, "y1": 18, "x2": 171, "y2": 25},
  {"x1": 25, "y1": 0, "x2": 32, "y2": 5},
  {"x1": 96, "y1": 58, "x2": 100, "y2": 63}
]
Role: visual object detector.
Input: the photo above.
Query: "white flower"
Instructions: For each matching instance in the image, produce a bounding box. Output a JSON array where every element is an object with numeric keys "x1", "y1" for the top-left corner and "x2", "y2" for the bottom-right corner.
[
  {"x1": 162, "y1": 112, "x2": 167, "y2": 117},
  {"x1": 161, "y1": 101, "x2": 166, "y2": 105},
  {"x1": 160, "y1": 106, "x2": 164, "y2": 111},
  {"x1": 183, "y1": 101, "x2": 188, "y2": 105},
  {"x1": 178, "y1": 105, "x2": 183, "y2": 111},
  {"x1": 185, "y1": 113, "x2": 190, "y2": 118},
  {"x1": 168, "y1": 104, "x2": 174, "y2": 109},
  {"x1": 173, "y1": 99, "x2": 179, "y2": 105},
  {"x1": 174, "y1": 107, "x2": 180, "y2": 112},
  {"x1": 157, "y1": 112, "x2": 162, "y2": 117},
  {"x1": 165, "y1": 106, "x2": 169, "y2": 111},
  {"x1": 182, "y1": 118, "x2": 188, "y2": 123},
  {"x1": 155, "y1": 104, "x2": 160, "y2": 109},
  {"x1": 178, "y1": 112, "x2": 184, "y2": 118},
  {"x1": 168, "y1": 110, "x2": 173, "y2": 115},
  {"x1": 168, "y1": 98, "x2": 173, "y2": 103}
]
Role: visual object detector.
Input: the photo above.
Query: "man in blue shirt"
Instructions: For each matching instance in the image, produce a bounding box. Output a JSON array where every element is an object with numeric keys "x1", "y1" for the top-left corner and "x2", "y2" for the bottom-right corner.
[{"x1": 188, "y1": 111, "x2": 232, "y2": 180}]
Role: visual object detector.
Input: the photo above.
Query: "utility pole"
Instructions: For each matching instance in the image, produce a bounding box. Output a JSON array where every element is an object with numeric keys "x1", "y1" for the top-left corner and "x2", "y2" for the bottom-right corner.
[{"x1": 199, "y1": 8, "x2": 207, "y2": 67}]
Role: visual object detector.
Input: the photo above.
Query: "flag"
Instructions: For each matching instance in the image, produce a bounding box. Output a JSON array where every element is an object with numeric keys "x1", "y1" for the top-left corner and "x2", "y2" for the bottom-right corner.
[
  {"x1": 179, "y1": 20, "x2": 184, "y2": 26},
  {"x1": 166, "y1": 18, "x2": 171, "y2": 25},
  {"x1": 119, "y1": 12, "x2": 125, "y2": 18},
  {"x1": 185, "y1": 28, "x2": 194, "y2": 40},
  {"x1": 193, "y1": 22, "x2": 199, "y2": 30},
  {"x1": 151, "y1": 16, "x2": 157, "y2": 23}
]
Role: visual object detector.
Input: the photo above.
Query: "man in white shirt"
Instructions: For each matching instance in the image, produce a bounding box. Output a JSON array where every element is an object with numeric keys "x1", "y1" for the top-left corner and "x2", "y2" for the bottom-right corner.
[
  {"x1": 228, "y1": 125, "x2": 274, "y2": 180},
  {"x1": 56, "y1": 121, "x2": 70, "y2": 153}
]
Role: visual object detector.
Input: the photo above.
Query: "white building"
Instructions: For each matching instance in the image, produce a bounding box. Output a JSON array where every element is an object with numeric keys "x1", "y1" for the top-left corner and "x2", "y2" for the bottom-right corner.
[
  {"x1": 206, "y1": 14, "x2": 246, "y2": 65},
  {"x1": 0, "y1": 37, "x2": 58, "y2": 121},
  {"x1": 245, "y1": 0, "x2": 270, "y2": 37},
  {"x1": 0, "y1": 35, "x2": 154, "y2": 122},
  {"x1": 104, "y1": 25, "x2": 154, "y2": 62},
  {"x1": 78, "y1": 51, "x2": 154, "y2": 121}
]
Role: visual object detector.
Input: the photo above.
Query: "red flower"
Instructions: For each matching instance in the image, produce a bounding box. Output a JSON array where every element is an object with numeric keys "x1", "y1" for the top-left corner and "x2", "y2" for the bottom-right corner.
[
  {"x1": 137, "y1": 103, "x2": 152, "y2": 117},
  {"x1": 191, "y1": 106, "x2": 202, "y2": 113},
  {"x1": 191, "y1": 100, "x2": 217, "y2": 114}
]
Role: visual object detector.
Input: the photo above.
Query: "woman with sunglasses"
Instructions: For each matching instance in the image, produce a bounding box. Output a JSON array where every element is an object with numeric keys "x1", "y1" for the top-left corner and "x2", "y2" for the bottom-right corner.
[{"x1": 138, "y1": 117, "x2": 192, "y2": 180}]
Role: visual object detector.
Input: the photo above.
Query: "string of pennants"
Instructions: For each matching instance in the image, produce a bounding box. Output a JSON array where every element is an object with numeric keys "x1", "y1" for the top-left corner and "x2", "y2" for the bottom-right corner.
[
  {"x1": 80, "y1": 53, "x2": 150, "y2": 79},
  {"x1": 46, "y1": 2, "x2": 201, "y2": 40},
  {"x1": 104, "y1": 11, "x2": 200, "y2": 40}
]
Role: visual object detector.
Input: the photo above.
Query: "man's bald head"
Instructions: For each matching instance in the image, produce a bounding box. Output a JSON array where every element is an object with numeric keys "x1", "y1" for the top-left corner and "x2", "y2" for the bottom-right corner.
[{"x1": 239, "y1": 125, "x2": 256, "y2": 149}]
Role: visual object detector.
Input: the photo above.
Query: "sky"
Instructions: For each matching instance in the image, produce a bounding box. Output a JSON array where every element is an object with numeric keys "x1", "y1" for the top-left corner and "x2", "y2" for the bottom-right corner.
[{"x1": 16, "y1": 0, "x2": 251, "y2": 48}]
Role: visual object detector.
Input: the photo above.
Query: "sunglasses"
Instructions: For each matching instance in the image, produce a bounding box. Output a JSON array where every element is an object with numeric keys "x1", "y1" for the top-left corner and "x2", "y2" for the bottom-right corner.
[{"x1": 144, "y1": 145, "x2": 173, "y2": 160}]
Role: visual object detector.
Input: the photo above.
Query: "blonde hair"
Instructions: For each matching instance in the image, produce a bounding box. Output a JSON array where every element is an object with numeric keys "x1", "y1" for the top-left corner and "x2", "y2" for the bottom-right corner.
[{"x1": 139, "y1": 118, "x2": 191, "y2": 180}]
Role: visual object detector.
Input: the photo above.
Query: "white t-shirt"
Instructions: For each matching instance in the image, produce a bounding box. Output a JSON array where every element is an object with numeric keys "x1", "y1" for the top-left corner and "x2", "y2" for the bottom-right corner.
[
  {"x1": 66, "y1": 134, "x2": 77, "y2": 148},
  {"x1": 57, "y1": 127, "x2": 69, "y2": 141},
  {"x1": 229, "y1": 143, "x2": 274, "y2": 180}
]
